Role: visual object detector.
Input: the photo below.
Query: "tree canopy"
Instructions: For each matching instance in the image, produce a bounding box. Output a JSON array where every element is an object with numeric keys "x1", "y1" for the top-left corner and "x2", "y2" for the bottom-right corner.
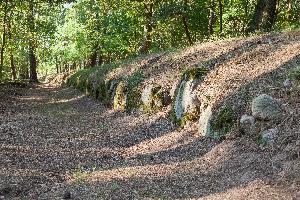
[{"x1": 0, "y1": 0, "x2": 299, "y2": 81}]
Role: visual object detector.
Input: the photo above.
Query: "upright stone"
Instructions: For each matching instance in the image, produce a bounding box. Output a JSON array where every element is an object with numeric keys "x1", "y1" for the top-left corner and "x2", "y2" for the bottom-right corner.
[
  {"x1": 172, "y1": 67, "x2": 208, "y2": 126},
  {"x1": 113, "y1": 81, "x2": 127, "y2": 111},
  {"x1": 198, "y1": 106, "x2": 213, "y2": 136}
]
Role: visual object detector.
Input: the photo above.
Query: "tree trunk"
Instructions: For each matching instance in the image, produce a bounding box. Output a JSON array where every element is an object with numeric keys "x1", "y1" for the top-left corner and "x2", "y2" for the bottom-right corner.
[
  {"x1": 0, "y1": 0, "x2": 8, "y2": 79},
  {"x1": 89, "y1": 49, "x2": 98, "y2": 68},
  {"x1": 28, "y1": 1, "x2": 38, "y2": 82},
  {"x1": 246, "y1": 0, "x2": 266, "y2": 33},
  {"x1": 287, "y1": 0, "x2": 292, "y2": 21},
  {"x1": 10, "y1": 51, "x2": 16, "y2": 80},
  {"x1": 242, "y1": 0, "x2": 249, "y2": 34},
  {"x1": 182, "y1": 0, "x2": 193, "y2": 45},
  {"x1": 98, "y1": 52, "x2": 103, "y2": 66},
  {"x1": 218, "y1": 0, "x2": 223, "y2": 33},
  {"x1": 139, "y1": 2, "x2": 153, "y2": 54},
  {"x1": 29, "y1": 45, "x2": 38, "y2": 81},
  {"x1": 7, "y1": 9, "x2": 16, "y2": 80},
  {"x1": 208, "y1": 0, "x2": 216, "y2": 35},
  {"x1": 55, "y1": 57, "x2": 59, "y2": 73},
  {"x1": 264, "y1": 0, "x2": 277, "y2": 31}
]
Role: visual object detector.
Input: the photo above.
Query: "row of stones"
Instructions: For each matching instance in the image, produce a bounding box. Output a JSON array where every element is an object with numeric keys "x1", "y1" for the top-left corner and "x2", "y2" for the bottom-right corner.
[
  {"x1": 67, "y1": 67, "x2": 209, "y2": 125},
  {"x1": 67, "y1": 67, "x2": 285, "y2": 144}
]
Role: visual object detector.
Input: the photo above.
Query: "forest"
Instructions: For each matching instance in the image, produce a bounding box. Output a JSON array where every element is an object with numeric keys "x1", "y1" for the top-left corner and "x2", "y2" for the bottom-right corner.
[
  {"x1": 0, "y1": 0, "x2": 299, "y2": 82},
  {"x1": 1, "y1": 0, "x2": 300, "y2": 199}
]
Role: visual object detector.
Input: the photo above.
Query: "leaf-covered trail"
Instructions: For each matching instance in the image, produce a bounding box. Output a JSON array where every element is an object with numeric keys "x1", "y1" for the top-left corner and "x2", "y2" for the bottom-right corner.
[{"x1": 0, "y1": 83, "x2": 299, "y2": 199}]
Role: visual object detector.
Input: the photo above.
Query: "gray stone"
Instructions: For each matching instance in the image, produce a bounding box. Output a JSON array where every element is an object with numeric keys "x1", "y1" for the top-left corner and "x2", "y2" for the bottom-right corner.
[
  {"x1": 260, "y1": 128, "x2": 279, "y2": 146},
  {"x1": 141, "y1": 84, "x2": 164, "y2": 112},
  {"x1": 239, "y1": 114, "x2": 255, "y2": 135},
  {"x1": 113, "y1": 81, "x2": 127, "y2": 111},
  {"x1": 283, "y1": 79, "x2": 292, "y2": 89},
  {"x1": 141, "y1": 85, "x2": 154, "y2": 106},
  {"x1": 251, "y1": 94, "x2": 282, "y2": 120},
  {"x1": 108, "y1": 80, "x2": 118, "y2": 104},
  {"x1": 170, "y1": 80, "x2": 180, "y2": 98},
  {"x1": 198, "y1": 106, "x2": 212, "y2": 136},
  {"x1": 174, "y1": 77, "x2": 200, "y2": 120}
]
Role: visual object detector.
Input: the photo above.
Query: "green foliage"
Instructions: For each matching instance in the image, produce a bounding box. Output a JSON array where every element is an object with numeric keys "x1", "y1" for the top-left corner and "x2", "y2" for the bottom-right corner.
[
  {"x1": 289, "y1": 66, "x2": 300, "y2": 81},
  {"x1": 0, "y1": 0, "x2": 299, "y2": 81},
  {"x1": 184, "y1": 66, "x2": 209, "y2": 80},
  {"x1": 257, "y1": 134, "x2": 268, "y2": 147},
  {"x1": 212, "y1": 106, "x2": 235, "y2": 135}
]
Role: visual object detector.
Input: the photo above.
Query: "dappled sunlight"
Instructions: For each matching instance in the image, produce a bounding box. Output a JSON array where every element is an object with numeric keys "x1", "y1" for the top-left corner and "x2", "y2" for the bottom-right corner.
[
  {"x1": 197, "y1": 33, "x2": 300, "y2": 110},
  {"x1": 200, "y1": 180, "x2": 295, "y2": 200},
  {"x1": 47, "y1": 94, "x2": 85, "y2": 104},
  {"x1": 71, "y1": 140, "x2": 234, "y2": 184},
  {"x1": 123, "y1": 129, "x2": 198, "y2": 157}
]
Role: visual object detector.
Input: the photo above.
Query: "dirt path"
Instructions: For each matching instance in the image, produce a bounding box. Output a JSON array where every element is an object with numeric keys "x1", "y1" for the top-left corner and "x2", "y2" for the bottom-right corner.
[{"x1": 0, "y1": 84, "x2": 299, "y2": 200}]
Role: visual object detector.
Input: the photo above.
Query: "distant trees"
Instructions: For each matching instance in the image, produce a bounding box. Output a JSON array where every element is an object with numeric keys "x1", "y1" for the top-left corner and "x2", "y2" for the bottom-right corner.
[{"x1": 0, "y1": 0, "x2": 299, "y2": 81}]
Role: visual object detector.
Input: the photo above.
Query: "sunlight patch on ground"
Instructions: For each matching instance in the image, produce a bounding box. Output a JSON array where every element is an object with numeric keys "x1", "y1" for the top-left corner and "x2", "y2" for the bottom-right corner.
[
  {"x1": 69, "y1": 141, "x2": 234, "y2": 184},
  {"x1": 47, "y1": 94, "x2": 85, "y2": 104},
  {"x1": 123, "y1": 130, "x2": 198, "y2": 158},
  {"x1": 200, "y1": 180, "x2": 295, "y2": 200}
]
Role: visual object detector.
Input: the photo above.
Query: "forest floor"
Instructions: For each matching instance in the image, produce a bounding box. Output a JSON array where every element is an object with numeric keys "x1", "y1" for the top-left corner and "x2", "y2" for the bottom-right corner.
[{"x1": 0, "y1": 82, "x2": 299, "y2": 200}]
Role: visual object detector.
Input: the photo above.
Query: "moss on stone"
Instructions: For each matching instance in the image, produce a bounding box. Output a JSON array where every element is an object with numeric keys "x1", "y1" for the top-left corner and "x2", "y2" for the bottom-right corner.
[
  {"x1": 212, "y1": 105, "x2": 235, "y2": 135},
  {"x1": 184, "y1": 66, "x2": 208, "y2": 80},
  {"x1": 142, "y1": 85, "x2": 165, "y2": 113},
  {"x1": 113, "y1": 81, "x2": 127, "y2": 111},
  {"x1": 171, "y1": 107, "x2": 200, "y2": 127},
  {"x1": 170, "y1": 66, "x2": 206, "y2": 126},
  {"x1": 126, "y1": 88, "x2": 142, "y2": 112},
  {"x1": 96, "y1": 81, "x2": 107, "y2": 102},
  {"x1": 85, "y1": 79, "x2": 93, "y2": 95}
]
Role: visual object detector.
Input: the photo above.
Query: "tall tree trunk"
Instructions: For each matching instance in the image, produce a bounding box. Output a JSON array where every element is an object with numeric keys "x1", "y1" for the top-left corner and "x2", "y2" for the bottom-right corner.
[
  {"x1": 55, "y1": 57, "x2": 59, "y2": 73},
  {"x1": 182, "y1": 0, "x2": 193, "y2": 45},
  {"x1": 10, "y1": 51, "x2": 16, "y2": 80},
  {"x1": 208, "y1": 0, "x2": 216, "y2": 35},
  {"x1": 7, "y1": 9, "x2": 16, "y2": 80},
  {"x1": 89, "y1": 49, "x2": 98, "y2": 68},
  {"x1": 287, "y1": 0, "x2": 292, "y2": 21},
  {"x1": 242, "y1": 0, "x2": 249, "y2": 34},
  {"x1": 98, "y1": 52, "x2": 103, "y2": 66},
  {"x1": 246, "y1": 0, "x2": 266, "y2": 33},
  {"x1": 29, "y1": 45, "x2": 37, "y2": 81},
  {"x1": 28, "y1": 1, "x2": 38, "y2": 82},
  {"x1": 218, "y1": 0, "x2": 223, "y2": 33},
  {"x1": 0, "y1": 0, "x2": 8, "y2": 79},
  {"x1": 264, "y1": 0, "x2": 277, "y2": 31},
  {"x1": 140, "y1": 2, "x2": 153, "y2": 54}
]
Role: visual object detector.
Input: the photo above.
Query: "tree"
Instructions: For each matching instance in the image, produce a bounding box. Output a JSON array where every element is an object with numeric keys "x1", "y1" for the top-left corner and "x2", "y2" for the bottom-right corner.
[
  {"x1": 247, "y1": 0, "x2": 278, "y2": 33},
  {"x1": 0, "y1": 0, "x2": 8, "y2": 79}
]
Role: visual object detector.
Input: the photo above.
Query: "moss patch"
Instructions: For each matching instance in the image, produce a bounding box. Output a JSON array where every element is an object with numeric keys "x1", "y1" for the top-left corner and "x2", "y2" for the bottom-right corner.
[
  {"x1": 211, "y1": 105, "x2": 235, "y2": 136},
  {"x1": 183, "y1": 66, "x2": 208, "y2": 80}
]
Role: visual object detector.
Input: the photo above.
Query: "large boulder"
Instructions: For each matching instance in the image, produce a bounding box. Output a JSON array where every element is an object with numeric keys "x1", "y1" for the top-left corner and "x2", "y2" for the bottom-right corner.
[
  {"x1": 251, "y1": 94, "x2": 282, "y2": 120},
  {"x1": 172, "y1": 67, "x2": 208, "y2": 126},
  {"x1": 198, "y1": 106, "x2": 212, "y2": 136},
  {"x1": 141, "y1": 84, "x2": 172, "y2": 113}
]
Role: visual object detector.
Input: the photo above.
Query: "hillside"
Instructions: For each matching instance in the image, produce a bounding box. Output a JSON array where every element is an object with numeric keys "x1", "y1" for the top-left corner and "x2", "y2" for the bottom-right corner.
[{"x1": 1, "y1": 30, "x2": 300, "y2": 199}]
